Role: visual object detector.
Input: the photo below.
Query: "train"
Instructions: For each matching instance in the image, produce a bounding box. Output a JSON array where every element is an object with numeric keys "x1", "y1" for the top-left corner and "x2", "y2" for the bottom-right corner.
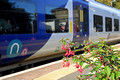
[{"x1": 0, "y1": 0, "x2": 120, "y2": 67}]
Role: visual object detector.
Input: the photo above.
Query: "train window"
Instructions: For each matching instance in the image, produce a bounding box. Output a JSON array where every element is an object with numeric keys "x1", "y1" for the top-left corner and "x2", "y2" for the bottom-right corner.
[
  {"x1": 74, "y1": 6, "x2": 80, "y2": 32},
  {"x1": 114, "y1": 19, "x2": 119, "y2": 31},
  {"x1": 0, "y1": 0, "x2": 37, "y2": 34},
  {"x1": 83, "y1": 8, "x2": 88, "y2": 32},
  {"x1": 105, "y1": 17, "x2": 112, "y2": 32},
  {"x1": 94, "y1": 15, "x2": 103, "y2": 32},
  {"x1": 45, "y1": 5, "x2": 69, "y2": 33}
]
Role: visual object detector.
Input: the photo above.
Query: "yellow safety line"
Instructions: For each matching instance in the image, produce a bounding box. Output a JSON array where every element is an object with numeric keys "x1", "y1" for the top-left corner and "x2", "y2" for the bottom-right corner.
[{"x1": 34, "y1": 65, "x2": 78, "y2": 80}]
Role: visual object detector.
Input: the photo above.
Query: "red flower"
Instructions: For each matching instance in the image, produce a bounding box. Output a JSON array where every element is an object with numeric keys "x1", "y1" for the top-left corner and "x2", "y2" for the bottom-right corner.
[
  {"x1": 87, "y1": 43, "x2": 89, "y2": 46},
  {"x1": 78, "y1": 66, "x2": 83, "y2": 74},
  {"x1": 75, "y1": 62, "x2": 80, "y2": 68},
  {"x1": 88, "y1": 48, "x2": 90, "y2": 52},
  {"x1": 103, "y1": 63, "x2": 106, "y2": 66},
  {"x1": 62, "y1": 44, "x2": 66, "y2": 50},
  {"x1": 66, "y1": 45, "x2": 68, "y2": 50},
  {"x1": 69, "y1": 48, "x2": 75, "y2": 56},
  {"x1": 97, "y1": 70, "x2": 99, "y2": 73},
  {"x1": 66, "y1": 61, "x2": 70, "y2": 67},
  {"x1": 94, "y1": 75, "x2": 97, "y2": 77},
  {"x1": 99, "y1": 56, "x2": 103, "y2": 60},
  {"x1": 64, "y1": 50, "x2": 70, "y2": 57},
  {"x1": 63, "y1": 60, "x2": 66, "y2": 67}
]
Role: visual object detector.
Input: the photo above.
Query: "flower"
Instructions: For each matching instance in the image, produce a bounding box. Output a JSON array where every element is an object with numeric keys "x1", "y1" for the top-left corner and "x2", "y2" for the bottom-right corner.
[
  {"x1": 69, "y1": 48, "x2": 75, "y2": 56},
  {"x1": 64, "y1": 50, "x2": 70, "y2": 57},
  {"x1": 62, "y1": 44, "x2": 66, "y2": 50},
  {"x1": 99, "y1": 56, "x2": 103, "y2": 60},
  {"x1": 66, "y1": 45, "x2": 68, "y2": 50},
  {"x1": 63, "y1": 60, "x2": 66, "y2": 67},
  {"x1": 94, "y1": 75, "x2": 97, "y2": 77},
  {"x1": 103, "y1": 63, "x2": 106, "y2": 66},
  {"x1": 75, "y1": 62, "x2": 80, "y2": 68},
  {"x1": 88, "y1": 48, "x2": 90, "y2": 52},
  {"x1": 87, "y1": 43, "x2": 89, "y2": 46},
  {"x1": 78, "y1": 66, "x2": 83, "y2": 74},
  {"x1": 66, "y1": 61, "x2": 70, "y2": 67}
]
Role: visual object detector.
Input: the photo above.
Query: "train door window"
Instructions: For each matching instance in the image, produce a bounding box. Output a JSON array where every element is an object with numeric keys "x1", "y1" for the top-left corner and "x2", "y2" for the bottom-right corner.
[
  {"x1": 114, "y1": 19, "x2": 119, "y2": 31},
  {"x1": 83, "y1": 8, "x2": 88, "y2": 32},
  {"x1": 45, "y1": 5, "x2": 69, "y2": 33},
  {"x1": 0, "y1": 0, "x2": 37, "y2": 34},
  {"x1": 74, "y1": 6, "x2": 80, "y2": 32},
  {"x1": 105, "y1": 17, "x2": 112, "y2": 32},
  {"x1": 94, "y1": 15, "x2": 103, "y2": 32}
]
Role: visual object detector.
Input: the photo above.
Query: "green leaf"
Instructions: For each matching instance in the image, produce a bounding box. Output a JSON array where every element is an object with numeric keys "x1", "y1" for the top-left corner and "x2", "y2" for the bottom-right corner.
[
  {"x1": 91, "y1": 68, "x2": 96, "y2": 73},
  {"x1": 111, "y1": 72, "x2": 115, "y2": 80},
  {"x1": 83, "y1": 64, "x2": 90, "y2": 69},
  {"x1": 100, "y1": 71, "x2": 106, "y2": 75},
  {"x1": 102, "y1": 78, "x2": 108, "y2": 80},
  {"x1": 95, "y1": 77, "x2": 99, "y2": 80},
  {"x1": 103, "y1": 58, "x2": 109, "y2": 61},
  {"x1": 104, "y1": 66, "x2": 111, "y2": 77},
  {"x1": 102, "y1": 78, "x2": 105, "y2": 80},
  {"x1": 95, "y1": 62, "x2": 102, "y2": 71},
  {"x1": 112, "y1": 64, "x2": 118, "y2": 70},
  {"x1": 112, "y1": 55, "x2": 117, "y2": 61},
  {"x1": 74, "y1": 47, "x2": 76, "y2": 50},
  {"x1": 116, "y1": 71, "x2": 120, "y2": 79},
  {"x1": 79, "y1": 61, "x2": 84, "y2": 66},
  {"x1": 65, "y1": 38, "x2": 70, "y2": 40},
  {"x1": 64, "y1": 42, "x2": 67, "y2": 45},
  {"x1": 96, "y1": 73, "x2": 101, "y2": 78}
]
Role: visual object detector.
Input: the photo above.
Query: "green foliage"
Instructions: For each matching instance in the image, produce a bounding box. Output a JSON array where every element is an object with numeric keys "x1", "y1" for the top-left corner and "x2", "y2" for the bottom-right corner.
[
  {"x1": 104, "y1": 66, "x2": 111, "y2": 77},
  {"x1": 60, "y1": 38, "x2": 120, "y2": 80},
  {"x1": 96, "y1": 0, "x2": 120, "y2": 10}
]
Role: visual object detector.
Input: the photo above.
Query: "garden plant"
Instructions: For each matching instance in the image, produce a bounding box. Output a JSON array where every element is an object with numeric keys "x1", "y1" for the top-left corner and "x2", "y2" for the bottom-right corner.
[{"x1": 60, "y1": 38, "x2": 120, "y2": 80}]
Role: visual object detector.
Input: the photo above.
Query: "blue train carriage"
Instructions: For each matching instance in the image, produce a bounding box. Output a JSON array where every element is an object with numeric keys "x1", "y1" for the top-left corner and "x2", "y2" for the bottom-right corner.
[
  {"x1": 89, "y1": 0, "x2": 120, "y2": 43},
  {"x1": 0, "y1": 0, "x2": 90, "y2": 66}
]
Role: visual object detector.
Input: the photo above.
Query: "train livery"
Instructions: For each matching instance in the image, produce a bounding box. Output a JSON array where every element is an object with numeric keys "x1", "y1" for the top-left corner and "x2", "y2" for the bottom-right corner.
[{"x1": 0, "y1": 0, "x2": 120, "y2": 66}]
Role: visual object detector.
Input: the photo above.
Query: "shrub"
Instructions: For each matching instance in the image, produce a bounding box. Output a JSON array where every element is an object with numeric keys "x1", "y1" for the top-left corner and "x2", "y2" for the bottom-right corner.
[{"x1": 60, "y1": 38, "x2": 120, "y2": 80}]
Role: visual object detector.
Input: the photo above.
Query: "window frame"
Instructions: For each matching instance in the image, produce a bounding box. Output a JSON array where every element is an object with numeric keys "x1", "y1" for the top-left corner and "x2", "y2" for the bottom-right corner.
[
  {"x1": 93, "y1": 14, "x2": 103, "y2": 32},
  {"x1": 0, "y1": 0, "x2": 37, "y2": 35},
  {"x1": 83, "y1": 7, "x2": 88, "y2": 32},
  {"x1": 45, "y1": 5, "x2": 69, "y2": 33},
  {"x1": 114, "y1": 18, "x2": 119, "y2": 32},
  {"x1": 105, "y1": 17, "x2": 112, "y2": 32}
]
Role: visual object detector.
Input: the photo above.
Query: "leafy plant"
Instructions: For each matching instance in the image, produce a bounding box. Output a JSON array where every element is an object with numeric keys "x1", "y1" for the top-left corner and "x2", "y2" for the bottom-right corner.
[{"x1": 60, "y1": 38, "x2": 120, "y2": 80}]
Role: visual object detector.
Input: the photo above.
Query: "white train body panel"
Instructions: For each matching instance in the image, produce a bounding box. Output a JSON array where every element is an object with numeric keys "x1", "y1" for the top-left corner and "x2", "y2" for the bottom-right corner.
[{"x1": 89, "y1": 1, "x2": 120, "y2": 42}]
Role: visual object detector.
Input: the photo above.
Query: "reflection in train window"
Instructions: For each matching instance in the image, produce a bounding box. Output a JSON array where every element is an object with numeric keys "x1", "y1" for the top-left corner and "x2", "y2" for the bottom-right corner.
[
  {"x1": 45, "y1": 5, "x2": 69, "y2": 33},
  {"x1": 0, "y1": 0, "x2": 37, "y2": 34},
  {"x1": 94, "y1": 15, "x2": 103, "y2": 32},
  {"x1": 74, "y1": 6, "x2": 80, "y2": 32},
  {"x1": 83, "y1": 8, "x2": 88, "y2": 32},
  {"x1": 106, "y1": 17, "x2": 112, "y2": 32},
  {"x1": 114, "y1": 19, "x2": 119, "y2": 31}
]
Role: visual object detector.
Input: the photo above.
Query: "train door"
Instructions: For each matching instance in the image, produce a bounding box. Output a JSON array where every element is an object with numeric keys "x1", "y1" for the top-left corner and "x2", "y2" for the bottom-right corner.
[{"x1": 73, "y1": 1, "x2": 89, "y2": 44}]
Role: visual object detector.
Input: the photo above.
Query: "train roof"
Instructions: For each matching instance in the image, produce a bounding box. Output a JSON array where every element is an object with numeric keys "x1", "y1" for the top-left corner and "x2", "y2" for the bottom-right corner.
[{"x1": 86, "y1": 0, "x2": 120, "y2": 16}]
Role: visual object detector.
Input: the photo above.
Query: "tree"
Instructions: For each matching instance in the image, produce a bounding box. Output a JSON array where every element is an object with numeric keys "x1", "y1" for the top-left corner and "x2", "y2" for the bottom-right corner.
[{"x1": 96, "y1": 0, "x2": 120, "y2": 9}]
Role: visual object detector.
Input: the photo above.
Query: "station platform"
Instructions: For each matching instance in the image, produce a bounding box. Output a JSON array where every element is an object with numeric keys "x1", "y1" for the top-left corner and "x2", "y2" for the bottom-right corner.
[
  {"x1": 34, "y1": 64, "x2": 92, "y2": 80},
  {"x1": 33, "y1": 44, "x2": 120, "y2": 80}
]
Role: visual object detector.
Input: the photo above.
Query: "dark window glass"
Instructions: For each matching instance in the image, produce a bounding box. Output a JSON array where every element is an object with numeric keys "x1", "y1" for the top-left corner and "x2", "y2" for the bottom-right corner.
[
  {"x1": 106, "y1": 17, "x2": 112, "y2": 32},
  {"x1": 45, "y1": 5, "x2": 69, "y2": 33},
  {"x1": 114, "y1": 19, "x2": 119, "y2": 31},
  {"x1": 74, "y1": 6, "x2": 80, "y2": 32},
  {"x1": 0, "y1": 0, "x2": 37, "y2": 34},
  {"x1": 94, "y1": 15, "x2": 103, "y2": 32},
  {"x1": 83, "y1": 8, "x2": 88, "y2": 32}
]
